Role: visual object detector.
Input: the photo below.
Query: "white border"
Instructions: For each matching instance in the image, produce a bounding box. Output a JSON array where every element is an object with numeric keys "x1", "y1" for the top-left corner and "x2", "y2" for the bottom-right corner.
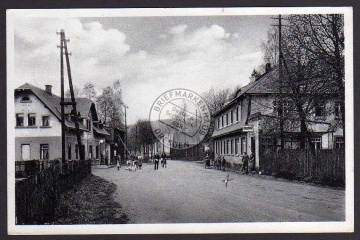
[{"x1": 7, "y1": 7, "x2": 354, "y2": 235}]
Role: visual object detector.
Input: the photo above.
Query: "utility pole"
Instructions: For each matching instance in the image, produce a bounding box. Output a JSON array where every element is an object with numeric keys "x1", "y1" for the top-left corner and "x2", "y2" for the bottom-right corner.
[
  {"x1": 124, "y1": 105, "x2": 128, "y2": 160},
  {"x1": 58, "y1": 30, "x2": 65, "y2": 164},
  {"x1": 272, "y1": 14, "x2": 285, "y2": 149},
  {"x1": 57, "y1": 29, "x2": 85, "y2": 161}
]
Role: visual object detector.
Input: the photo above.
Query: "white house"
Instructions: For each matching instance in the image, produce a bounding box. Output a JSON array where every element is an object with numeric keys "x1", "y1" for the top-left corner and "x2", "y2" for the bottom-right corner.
[{"x1": 15, "y1": 83, "x2": 110, "y2": 163}]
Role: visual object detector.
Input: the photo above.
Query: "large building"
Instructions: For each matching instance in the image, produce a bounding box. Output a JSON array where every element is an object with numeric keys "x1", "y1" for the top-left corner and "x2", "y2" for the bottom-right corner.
[
  {"x1": 212, "y1": 66, "x2": 344, "y2": 171},
  {"x1": 15, "y1": 83, "x2": 110, "y2": 163}
]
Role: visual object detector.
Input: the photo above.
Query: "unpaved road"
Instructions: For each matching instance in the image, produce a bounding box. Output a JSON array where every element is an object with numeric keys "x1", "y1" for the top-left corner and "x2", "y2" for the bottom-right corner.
[{"x1": 92, "y1": 160, "x2": 345, "y2": 224}]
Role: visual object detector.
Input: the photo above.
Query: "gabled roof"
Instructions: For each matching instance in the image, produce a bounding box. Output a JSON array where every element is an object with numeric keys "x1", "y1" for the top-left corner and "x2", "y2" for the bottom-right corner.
[
  {"x1": 213, "y1": 67, "x2": 279, "y2": 117},
  {"x1": 15, "y1": 83, "x2": 102, "y2": 131}
]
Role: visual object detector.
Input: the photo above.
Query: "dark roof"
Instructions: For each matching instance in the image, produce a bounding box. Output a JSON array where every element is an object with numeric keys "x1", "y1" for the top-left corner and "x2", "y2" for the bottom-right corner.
[
  {"x1": 15, "y1": 83, "x2": 104, "y2": 132},
  {"x1": 213, "y1": 67, "x2": 279, "y2": 117},
  {"x1": 94, "y1": 125, "x2": 110, "y2": 136}
]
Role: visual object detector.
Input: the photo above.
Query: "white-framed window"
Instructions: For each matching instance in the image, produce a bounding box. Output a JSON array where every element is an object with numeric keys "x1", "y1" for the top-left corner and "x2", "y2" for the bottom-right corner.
[
  {"x1": 334, "y1": 101, "x2": 342, "y2": 119},
  {"x1": 217, "y1": 118, "x2": 220, "y2": 129},
  {"x1": 28, "y1": 113, "x2": 36, "y2": 126},
  {"x1": 40, "y1": 144, "x2": 49, "y2": 160},
  {"x1": 236, "y1": 106, "x2": 240, "y2": 122},
  {"x1": 230, "y1": 110, "x2": 234, "y2": 124},
  {"x1": 221, "y1": 115, "x2": 224, "y2": 128},
  {"x1": 235, "y1": 138, "x2": 239, "y2": 155},
  {"x1": 16, "y1": 113, "x2": 24, "y2": 127},
  {"x1": 231, "y1": 139, "x2": 234, "y2": 154},
  {"x1": 227, "y1": 140, "x2": 230, "y2": 154},
  {"x1": 241, "y1": 137, "x2": 247, "y2": 155},
  {"x1": 42, "y1": 115, "x2": 50, "y2": 126},
  {"x1": 226, "y1": 113, "x2": 229, "y2": 126},
  {"x1": 335, "y1": 137, "x2": 344, "y2": 149},
  {"x1": 21, "y1": 144, "x2": 30, "y2": 160},
  {"x1": 314, "y1": 101, "x2": 325, "y2": 117},
  {"x1": 311, "y1": 137, "x2": 322, "y2": 149}
]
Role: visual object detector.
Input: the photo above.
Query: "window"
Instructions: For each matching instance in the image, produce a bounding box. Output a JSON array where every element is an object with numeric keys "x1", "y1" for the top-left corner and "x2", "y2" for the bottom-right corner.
[
  {"x1": 221, "y1": 115, "x2": 224, "y2": 128},
  {"x1": 335, "y1": 137, "x2": 344, "y2": 149},
  {"x1": 28, "y1": 113, "x2": 36, "y2": 126},
  {"x1": 230, "y1": 110, "x2": 234, "y2": 124},
  {"x1": 335, "y1": 101, "x2": 342, "y2": 118},
  {"x1": 21, "y1": 96, "x2": 31, "y2": 102},
  {"x1": 226, "y1": 113, "x2": 229, "y2": 126},
  {"x1": 284, "y1": 138, "x2": 300, "y2": 149},
  {"x1": 274, "y1": 101, "x2": 291, "y2": 116},
  {"x1": 96, "y1": 146, "x2": 99, "y2": 159},
  {"x1": 16, "y1": 113, "x2": 24, "y2": 127},
  {"x1": 227, "y1": 140, "x2": 230, "y2": 154},
  {"x1": 231, "y1": 139, "x2": 234, "y2": 154},
  {"x1": 42, "y1": 115, "x2": 50, "y2": 126},
  {"x1": 236, "y1": 106, "x2": 239, "y2": 122},
  {"x1": 235, "y1": 139, "x2": 239, "y2": 155},
  {"x1": 40, "y1": 144, "x2": 49, "y2": 160},
  {"x1": 89, "y1": 145, "x2": 93, "y2": 159},
  {"x1": 75, "y1": 144, "x2": 79, "y2": 159},
  {"x1": 241, "y1": 137, "x2": 247, "y2": 154},
  {"x1": 68, "y1": 144, "x2": 72, "y2": 160},
  {"x1": 315, "y1": 102, "x2": 325, "y2": 117},
  {"x1": 311, "y1": 137, "x2": 322, "y2": 149},
  {"x1": 217, "y1": 118, "x2": 220, "y2": 129},
  {"x1": 21, "y1": 144, "x2": 30, "y2": 160}
]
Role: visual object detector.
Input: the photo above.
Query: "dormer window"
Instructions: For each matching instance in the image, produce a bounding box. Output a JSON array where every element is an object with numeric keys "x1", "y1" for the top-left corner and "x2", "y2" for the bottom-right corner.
[{"x1": 20, "y1": 96, "x2": 31, "y2": 103}]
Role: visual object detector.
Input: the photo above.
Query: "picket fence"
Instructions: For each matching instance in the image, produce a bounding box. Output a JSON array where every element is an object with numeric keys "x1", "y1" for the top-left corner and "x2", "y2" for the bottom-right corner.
[
  {"x1": 259, "y1": 149, "x2": 345, "y2": 186},
  {"x1": 15, "y1": 159, "x2": 91, "y2": 224}
]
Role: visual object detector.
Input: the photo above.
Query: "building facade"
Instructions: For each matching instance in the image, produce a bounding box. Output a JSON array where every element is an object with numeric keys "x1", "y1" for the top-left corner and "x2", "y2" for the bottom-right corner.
[
  {"x1": 15, "y1": 83, "x2": 110, "y2": 163},
  {"x1": 212, "y1": 67, "x2": 344, "y2": 171}
]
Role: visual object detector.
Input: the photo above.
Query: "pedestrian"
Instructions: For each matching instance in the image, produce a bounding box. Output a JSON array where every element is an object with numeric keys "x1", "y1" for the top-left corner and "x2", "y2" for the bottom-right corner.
[
  {"x1": 249, "y1": 152, "x2": 255, "y2": 173},
  {"x1": 116, "y1": 155, "x2": 121, "y2": 170},
  {"x1": 154, "y1": 152, "x2": 160, "y2": 170},
  {"x1": 161, "y1": 152, "x2": 167, "y2": 168},
  {"x1": 242, "y1": 152, "x2": 249, "y2": 175},
  {"x1": 222, "y1": 157, "x2": 226, "y2": 172},
  {"x1": 138, "y1": 158, "x2": 142, "y2": 170}
]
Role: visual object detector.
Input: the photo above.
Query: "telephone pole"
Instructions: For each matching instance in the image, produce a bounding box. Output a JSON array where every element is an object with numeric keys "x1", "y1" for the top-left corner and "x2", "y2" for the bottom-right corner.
[
  {"x1": 57, "y1": 29, "x2": 85, "y2": 162},
  {"x1": 272, "y1": 14, "x2": 285, "y2": 149}
]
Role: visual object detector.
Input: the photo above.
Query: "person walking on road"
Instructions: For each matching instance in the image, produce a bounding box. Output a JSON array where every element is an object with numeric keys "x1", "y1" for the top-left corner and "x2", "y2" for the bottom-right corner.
[
  {"x1": 116, "y1": 155, "x2": 121, "y2": 170},
  {"x1": 154, "y1": 152, "x2": 160, "y2": 170},
  {"x1": 242, "y1": 152, "x2": 249, "y2": 175},
  {"x1": 222, "y1": 157, "x2": 227, "y2": 172},
  {"x1": 161, "y1": 152, "x2": 167, "y2": 168}
]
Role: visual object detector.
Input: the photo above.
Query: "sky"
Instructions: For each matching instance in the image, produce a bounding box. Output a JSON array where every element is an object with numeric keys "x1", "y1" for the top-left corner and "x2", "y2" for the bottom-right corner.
[{"x1": 13, "y1": 14, "x2": 273, "y2": 124}]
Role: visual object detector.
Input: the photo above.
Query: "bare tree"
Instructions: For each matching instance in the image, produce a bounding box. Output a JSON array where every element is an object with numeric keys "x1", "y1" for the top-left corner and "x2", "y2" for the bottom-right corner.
[
  {"x1": 96, "y1": 80, "x2": 125, "y2": 129},
  {"x1": 82, "y1": 82, "x2": 96, "y2": 100},
  {"x1": 261, "y1": 26, "x2": 279, "y2": 66},
  {"x1": 65, "y1": 85, "x2": 81, "y2": 98}
]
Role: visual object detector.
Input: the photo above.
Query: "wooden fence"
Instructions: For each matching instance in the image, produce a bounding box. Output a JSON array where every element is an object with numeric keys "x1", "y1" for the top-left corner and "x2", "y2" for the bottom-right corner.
[
  {"x1": 15, "y1": 159, "x2": 91, "y2": 224},
  {"x1": 259, "y1": 149, "x2": 345, "y2": 186}
]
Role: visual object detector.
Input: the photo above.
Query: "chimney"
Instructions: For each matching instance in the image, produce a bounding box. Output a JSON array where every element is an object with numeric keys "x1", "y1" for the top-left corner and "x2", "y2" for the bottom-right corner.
[
  {"x1": 265, "y1": 63, "x2": 272, "y2": 73},
  {"x1": 45, "y1": 85, "x2": 52, "y2": 95}
]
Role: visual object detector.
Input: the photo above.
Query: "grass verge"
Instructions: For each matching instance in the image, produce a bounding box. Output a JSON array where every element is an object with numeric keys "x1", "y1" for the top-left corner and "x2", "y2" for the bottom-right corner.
[{"x1": 54, "y1": 174, "x2": 129, "y2": 224}]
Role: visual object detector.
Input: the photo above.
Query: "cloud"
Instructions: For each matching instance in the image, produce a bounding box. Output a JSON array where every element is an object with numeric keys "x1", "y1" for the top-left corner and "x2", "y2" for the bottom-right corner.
[
  {"x1": 169, "y1": 24, "x2": 187, "y2": 35},
  {"x1": 13, "y1": 19, "x2": 263, "y2": 124}
]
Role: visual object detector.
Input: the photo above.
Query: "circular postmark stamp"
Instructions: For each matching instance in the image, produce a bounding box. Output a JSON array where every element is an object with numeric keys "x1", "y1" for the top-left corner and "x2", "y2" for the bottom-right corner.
[{"x1": 149, "y1": 88, "x2": 211, "y2": 150}]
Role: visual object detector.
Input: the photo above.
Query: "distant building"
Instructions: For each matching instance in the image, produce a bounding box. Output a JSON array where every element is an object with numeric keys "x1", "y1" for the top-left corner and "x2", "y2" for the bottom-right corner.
[
  {"x1": 212, "y1": 66, "x2": 344, "y2": 171},
  {"x1": 15, "y1": 83, "x2": 110, "y2": 162}
]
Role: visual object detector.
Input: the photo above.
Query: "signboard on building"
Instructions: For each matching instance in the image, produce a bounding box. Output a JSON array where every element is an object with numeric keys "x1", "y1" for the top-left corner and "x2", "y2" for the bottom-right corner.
[{"x1": 242, "y1": 125, "x2": 254, "y2": 132}]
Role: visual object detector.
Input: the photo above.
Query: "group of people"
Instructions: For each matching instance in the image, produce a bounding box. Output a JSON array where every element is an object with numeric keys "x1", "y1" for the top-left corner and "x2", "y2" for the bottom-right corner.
[
  {"x1": 211, "y1": 152, "x2": 255, "y2": 175},
  {"x1": 153, "y1": 152, "x2": 167, "y2": 170},
  {"x1": 116, "y1": 154, "x2": 143, "y2": 171}
]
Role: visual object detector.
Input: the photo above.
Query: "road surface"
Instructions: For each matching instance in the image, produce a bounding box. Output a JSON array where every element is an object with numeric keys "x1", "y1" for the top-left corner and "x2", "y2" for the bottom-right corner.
[{"x1": 92, "y1": 160, "x2": 345, "y2": 223}]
